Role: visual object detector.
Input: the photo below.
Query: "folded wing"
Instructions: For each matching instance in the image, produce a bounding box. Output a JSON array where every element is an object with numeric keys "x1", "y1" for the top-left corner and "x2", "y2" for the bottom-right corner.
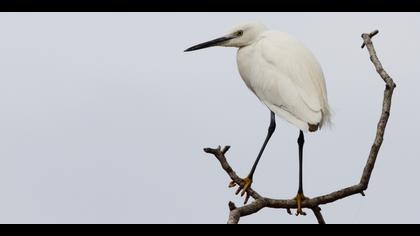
[{"x1": 249, "y1": 31, "x2": 330, "y2": 131}]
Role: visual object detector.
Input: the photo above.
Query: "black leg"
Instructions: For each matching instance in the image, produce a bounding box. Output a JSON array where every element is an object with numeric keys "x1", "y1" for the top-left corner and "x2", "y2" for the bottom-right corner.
[
  {"x1": 230, "y1": 111, "x2": 276, "y2": 202},
  {"x1": 294, "y1": 130, "x2": 307, "y2": 216},
  {"x1": 297, "y1": 130, "x2": 304, "y2": 194},
  {"x1": 247, "y1": 111, "x2": 276, "y2": 180}
]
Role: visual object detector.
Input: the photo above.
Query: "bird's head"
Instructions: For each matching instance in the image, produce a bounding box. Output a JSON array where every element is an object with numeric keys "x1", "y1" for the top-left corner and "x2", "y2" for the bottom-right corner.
[{"x1": 184, "y1": 22, "x2": 268, "y2": 52}]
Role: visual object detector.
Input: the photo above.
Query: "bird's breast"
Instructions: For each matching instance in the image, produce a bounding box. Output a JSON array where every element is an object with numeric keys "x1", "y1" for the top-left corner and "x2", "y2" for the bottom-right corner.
[{"x1": 236, "y1": 47, "x2": 257, "y2": 94}]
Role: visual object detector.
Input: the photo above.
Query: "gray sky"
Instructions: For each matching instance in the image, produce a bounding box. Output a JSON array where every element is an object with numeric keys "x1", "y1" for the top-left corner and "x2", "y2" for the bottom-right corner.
[{"x1": 0, "y1": 13, "x2": 419, "y2": 224}]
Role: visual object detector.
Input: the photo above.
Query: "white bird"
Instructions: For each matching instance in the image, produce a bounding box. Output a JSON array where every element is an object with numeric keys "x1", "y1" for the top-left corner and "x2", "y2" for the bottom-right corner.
[{"x1": 185, "y1": 22, "x2": 331, "y2": 215}]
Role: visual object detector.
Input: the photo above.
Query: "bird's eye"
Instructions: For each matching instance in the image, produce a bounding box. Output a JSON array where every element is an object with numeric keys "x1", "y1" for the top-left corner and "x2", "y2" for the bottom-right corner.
[{"x1": 237, "y1": 30, "x2": 243, "y2": 36}]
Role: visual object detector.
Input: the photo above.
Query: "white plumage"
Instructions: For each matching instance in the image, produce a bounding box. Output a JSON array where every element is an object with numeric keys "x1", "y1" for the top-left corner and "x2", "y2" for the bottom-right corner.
[
  {"x1": 186, "y1": 22, "x2": 330, "y2": 132},
  {"x1": 236, "y1": 28, "x2": 331, "y2": 132}
]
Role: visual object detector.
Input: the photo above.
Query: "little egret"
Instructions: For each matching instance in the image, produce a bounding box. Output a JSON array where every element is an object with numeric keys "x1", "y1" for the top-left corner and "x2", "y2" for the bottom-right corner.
[{"x1": 185, "y1": 22, "x2": 331, "y2": 215}]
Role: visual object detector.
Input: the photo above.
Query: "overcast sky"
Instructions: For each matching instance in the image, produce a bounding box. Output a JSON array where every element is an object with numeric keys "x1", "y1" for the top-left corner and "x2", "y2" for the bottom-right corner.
[{"x1": 0, "y1": 13, "x2": 419, "y2": 224}]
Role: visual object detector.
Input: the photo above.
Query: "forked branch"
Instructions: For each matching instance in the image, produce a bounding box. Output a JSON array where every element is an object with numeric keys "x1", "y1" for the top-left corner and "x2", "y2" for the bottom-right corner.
[{"x1": 203, "y1": 30, "x2": 396, "y2": 224}]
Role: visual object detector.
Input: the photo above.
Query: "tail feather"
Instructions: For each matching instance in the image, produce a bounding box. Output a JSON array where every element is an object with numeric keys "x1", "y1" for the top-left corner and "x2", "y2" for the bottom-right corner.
[{"x1": 319, "y1": 105, "x2": 332, "y2": 129}]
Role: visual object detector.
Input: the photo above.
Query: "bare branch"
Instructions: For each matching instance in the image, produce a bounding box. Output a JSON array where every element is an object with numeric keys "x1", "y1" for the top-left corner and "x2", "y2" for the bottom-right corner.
[
  {"x1": 311, "y1": 207, "x2": 326, "y2": 224},
  {"x1": 227, "y1": 199, "x2": 267, "y2": 224},
  {"x1": 228, "y1": 201, "x2": 237, "y2": 211},
  {"x1": 203, "y1": 146, "x2": 263, "y2": 200},
  {"x1": 361, "y1": 29, "x2": 379, "y2": 48},
  {"x1": 204, "y1": 30, "x2": 396, "y2": 224}
]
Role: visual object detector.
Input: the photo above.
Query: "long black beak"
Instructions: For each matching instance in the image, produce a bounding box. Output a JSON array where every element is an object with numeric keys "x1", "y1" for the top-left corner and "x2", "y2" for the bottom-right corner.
[{"x1": 184, "y1": 36, "x2": 235, "y2": 52}]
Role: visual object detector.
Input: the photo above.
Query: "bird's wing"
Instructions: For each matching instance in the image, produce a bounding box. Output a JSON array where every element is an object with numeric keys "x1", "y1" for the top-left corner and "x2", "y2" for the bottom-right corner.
[{"x1": 251, "y1": 32, "x2": 328, "y2": 127}]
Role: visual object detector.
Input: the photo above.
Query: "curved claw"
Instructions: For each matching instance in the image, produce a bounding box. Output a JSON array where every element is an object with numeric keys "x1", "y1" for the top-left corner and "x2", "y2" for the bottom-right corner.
[
  {"x1": 228, "y1": 181, "x2": 237, "y2": 188},
  {"x1": 228, "y1": 177, "x2": 253, "y2": 204}
]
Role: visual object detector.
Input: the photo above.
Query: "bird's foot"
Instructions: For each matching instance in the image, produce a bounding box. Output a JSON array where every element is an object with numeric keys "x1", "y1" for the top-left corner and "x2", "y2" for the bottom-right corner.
[
  {"x1": 293, "y1": 192, "x2": 309, "y2": 216},
  {"x1": 229, "y1": 177, "x2": 253, "y2": 204}
]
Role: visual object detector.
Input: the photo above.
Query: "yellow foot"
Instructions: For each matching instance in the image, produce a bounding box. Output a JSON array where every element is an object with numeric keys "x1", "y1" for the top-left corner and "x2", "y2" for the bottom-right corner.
[
  {"x1": 228, "y1": 177, "x2": 253, "y2": 204},
  {"x1": 293, "y1": 192, "x2": 309, "y2": 216}
]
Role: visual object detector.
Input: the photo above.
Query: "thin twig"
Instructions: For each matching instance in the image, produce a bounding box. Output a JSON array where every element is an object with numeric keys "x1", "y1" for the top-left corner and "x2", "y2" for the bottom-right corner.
[
  {"x1": 311, "y1": 207, "x2": 326, "y2": 224},
  {"x1": 361, "y1": 30, "x2": 379, "y2": 48}
]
